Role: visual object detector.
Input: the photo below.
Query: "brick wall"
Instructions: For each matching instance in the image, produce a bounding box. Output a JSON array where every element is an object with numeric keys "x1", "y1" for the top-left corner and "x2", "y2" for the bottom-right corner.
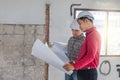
[{"x1": 0, "y1": 24, "x2": 46, "y2": 80}]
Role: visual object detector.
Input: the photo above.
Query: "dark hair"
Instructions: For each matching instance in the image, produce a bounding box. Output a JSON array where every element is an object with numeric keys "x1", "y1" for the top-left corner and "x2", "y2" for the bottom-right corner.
[{"x1": 77, "y1": 17, "x2": 93, "y2": 23}]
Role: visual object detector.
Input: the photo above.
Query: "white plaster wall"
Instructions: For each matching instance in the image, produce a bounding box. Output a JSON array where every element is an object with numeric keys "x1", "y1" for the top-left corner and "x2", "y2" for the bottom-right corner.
[
  {"x1": 49, "y1": 0, "x2": 120, "y2": 43},
  {"x1": 49, "y1": 0, "x2": 120, "y2": 80},
  {"x1": 49, "y1": 57, "x2": 120, "y2": 80},
  {"x1": 98, "y1": 57, "x2": 120, "y2": 80},
  {"x1": 0, "y1": 0, "x2": 45, "y2": 24}
]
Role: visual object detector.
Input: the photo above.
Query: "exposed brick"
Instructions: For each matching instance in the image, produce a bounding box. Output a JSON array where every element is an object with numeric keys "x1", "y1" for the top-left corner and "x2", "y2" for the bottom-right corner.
[
  {"x1": 0, "y1": 24, "x2": 46, "y2": 80},
  {"x1": 0, "y1": 25, "x2": 3, "y2": 34},
  {"x1": 3, "y1": 25, "x2": 14, "y2": 35},
  {"x1": 15, "y1": 25, "x2": 24, "y2": 35},
  {"x1": 24, "y1": 34, "x2": 35, "y2": 45},
  {"x1": 36, "y1": 25, "x2": 45, "y2": 35},
  {"x1": 2, "y1": 67, "x2": 24, "y2": 80},
  {"x1": 0, "y1": 35, "x2": 3, "y2": 45},
  {"x1": 35, "y1": 34, "x2": 45, "y2": 42},
  {"x1": 23, "y1": 55, "x2": 35, "y2": 66},
  {"x1": 3, "y1": 35, "x2": 14, "y2": 47},
  {"x1": 25, "y1": 25, "x2": 35, "y2": 35},
  {"x1": 13, "y1": 35, "x2": 24, "y2": 46}
]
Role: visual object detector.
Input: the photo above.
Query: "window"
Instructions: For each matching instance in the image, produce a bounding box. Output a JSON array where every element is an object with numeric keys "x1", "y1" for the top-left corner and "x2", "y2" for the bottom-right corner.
[{"x1": 75, "y1": 9, "x2": 120, "y2": 56}]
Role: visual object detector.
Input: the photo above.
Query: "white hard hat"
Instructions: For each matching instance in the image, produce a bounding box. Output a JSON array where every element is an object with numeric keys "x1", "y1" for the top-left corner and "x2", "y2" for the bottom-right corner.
[
  {"x1": 70, "y1": 20, "x2": 80, "y2": 30},
  {"x1": 77, "y1": 11, "x2": 94, "y2": 20}
]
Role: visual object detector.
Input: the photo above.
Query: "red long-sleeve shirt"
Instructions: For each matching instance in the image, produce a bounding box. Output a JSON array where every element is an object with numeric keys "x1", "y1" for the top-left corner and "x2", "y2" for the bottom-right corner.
[{"x1": 73, "y1": 27, "x2": 101, "y2": 70}]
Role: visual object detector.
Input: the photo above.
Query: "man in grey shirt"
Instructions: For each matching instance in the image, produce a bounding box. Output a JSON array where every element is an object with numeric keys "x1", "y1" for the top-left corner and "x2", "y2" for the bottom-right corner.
[{"x1": 65, "y1": 20, "x2": 85, "y2": 80}]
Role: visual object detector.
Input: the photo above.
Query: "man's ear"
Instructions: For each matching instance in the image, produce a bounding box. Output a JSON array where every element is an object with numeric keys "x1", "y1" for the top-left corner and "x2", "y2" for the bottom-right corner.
[{"x1": 85, "y1": 18, "x2": 89, "y2": 22}]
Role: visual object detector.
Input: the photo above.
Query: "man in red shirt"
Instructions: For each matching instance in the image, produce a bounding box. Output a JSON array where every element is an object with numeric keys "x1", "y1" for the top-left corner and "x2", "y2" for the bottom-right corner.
[{"x1": 63, "y1": 11, "x2": 101, "y2": 80}]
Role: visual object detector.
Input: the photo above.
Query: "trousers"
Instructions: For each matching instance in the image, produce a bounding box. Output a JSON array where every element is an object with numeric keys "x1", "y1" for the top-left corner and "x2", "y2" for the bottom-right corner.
[
  {"x1": 77, "y1": 68, "x2": 98, "y2": 80},
  {"x1": 65, "y1": 70, "x2": 78, "y2": 80}
]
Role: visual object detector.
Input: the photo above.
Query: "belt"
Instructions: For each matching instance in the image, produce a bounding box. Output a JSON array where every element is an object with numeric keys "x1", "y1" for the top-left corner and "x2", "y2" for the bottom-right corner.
[{"x1": 81, "y1": 67, "x2": 95, "y2": 70}]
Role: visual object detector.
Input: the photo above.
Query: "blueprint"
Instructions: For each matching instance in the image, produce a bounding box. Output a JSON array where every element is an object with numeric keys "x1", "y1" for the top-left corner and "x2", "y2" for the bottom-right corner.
[{"x1": 32, "y1": 39, "x2": 72, "y2": 75}]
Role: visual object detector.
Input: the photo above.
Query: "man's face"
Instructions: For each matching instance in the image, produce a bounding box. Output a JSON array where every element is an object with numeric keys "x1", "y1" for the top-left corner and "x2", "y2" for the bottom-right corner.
[
  {"x1": 72, "y1": 29, "x2": 82, "y2": 37},
  {"x1": 77, "y1": 19, "x2": 86, "y2": 32}
]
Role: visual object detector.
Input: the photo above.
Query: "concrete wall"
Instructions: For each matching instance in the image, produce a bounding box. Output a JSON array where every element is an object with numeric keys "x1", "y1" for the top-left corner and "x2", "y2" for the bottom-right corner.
[{"x1": 0, "y1": 24, "x2": 46, "y2": 80}]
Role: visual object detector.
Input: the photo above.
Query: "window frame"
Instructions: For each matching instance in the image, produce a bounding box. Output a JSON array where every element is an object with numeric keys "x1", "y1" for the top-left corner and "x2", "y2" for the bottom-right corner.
[{"x1": 74, "y1": 8, "x2": 120, "y2": 57}]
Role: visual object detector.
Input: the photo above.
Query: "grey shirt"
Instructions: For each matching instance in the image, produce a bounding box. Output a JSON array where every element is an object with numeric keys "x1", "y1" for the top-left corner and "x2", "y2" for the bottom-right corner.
[{"x1": 66, "y1": 33, "x2": 85, "y2": 61}]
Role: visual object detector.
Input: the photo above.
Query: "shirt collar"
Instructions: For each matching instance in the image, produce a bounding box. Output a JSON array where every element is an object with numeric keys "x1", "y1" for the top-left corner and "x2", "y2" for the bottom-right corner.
[
  {"x1": 73, "y1": 33, "x2": 84, "y2": 40},
  {"x1": 86, "y1": 27, "x2": 96, "y2": 36}
]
